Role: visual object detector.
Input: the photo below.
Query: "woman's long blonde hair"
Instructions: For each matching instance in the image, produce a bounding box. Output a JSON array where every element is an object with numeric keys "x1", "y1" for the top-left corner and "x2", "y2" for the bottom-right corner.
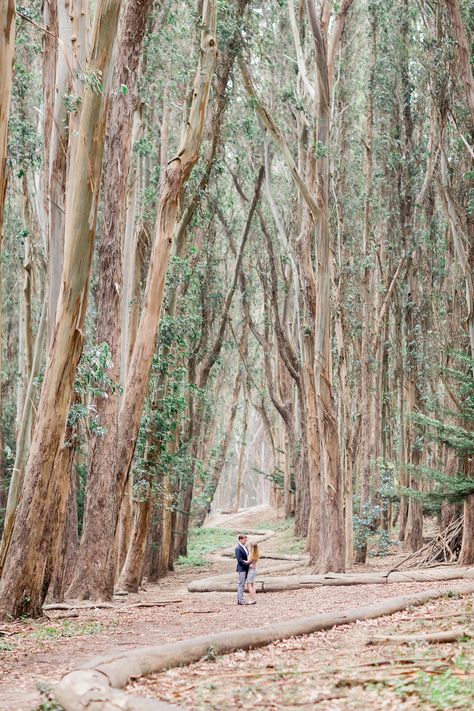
[{"x1": 250, "y1": 543, "x2": 260, "y2": 562}]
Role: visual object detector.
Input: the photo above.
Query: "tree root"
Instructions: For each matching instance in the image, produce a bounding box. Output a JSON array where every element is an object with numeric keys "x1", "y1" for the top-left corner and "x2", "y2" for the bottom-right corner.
[
  {"x1": 43, "y1": 599, "x2": 181, "y2": 612},
  {"x1": 54, "y1": 580, "x2": 474, "y2": 710}
]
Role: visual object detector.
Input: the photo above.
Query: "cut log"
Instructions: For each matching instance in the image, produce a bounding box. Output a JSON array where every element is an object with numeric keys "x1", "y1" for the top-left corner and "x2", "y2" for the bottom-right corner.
[
  {"x1": 55, "y1": 580, "x2": 474, "y2": 710},
  {"x1": 54, "y1": 670, "x2": 180, "y2": 710},
  {"x1": 188, "y1": 566, "x2": 474, "y2": 592},
  {"x1": 367, "y1": 628, "x2": 474, "y2": 645}
]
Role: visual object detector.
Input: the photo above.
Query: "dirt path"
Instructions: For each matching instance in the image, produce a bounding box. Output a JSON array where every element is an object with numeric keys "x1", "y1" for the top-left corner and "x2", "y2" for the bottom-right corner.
[
  {"x1": 129, "y1": 592, "x2": 474, "y2": 710},
  {"x1": 0, "y1": 507, "x2": 471, "y2": 710}
]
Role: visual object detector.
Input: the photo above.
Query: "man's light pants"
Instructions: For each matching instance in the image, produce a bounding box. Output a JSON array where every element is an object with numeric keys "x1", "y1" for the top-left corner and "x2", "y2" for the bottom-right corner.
[{"x1": 237, "y1": 571, "x2": 247, "y2": 604}]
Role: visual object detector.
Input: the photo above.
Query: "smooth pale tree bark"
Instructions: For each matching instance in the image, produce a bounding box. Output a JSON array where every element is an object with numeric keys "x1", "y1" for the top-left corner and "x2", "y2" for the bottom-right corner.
[
  {"x1": 45, "y1": 0, "x2": 75, "y2": 340},
  {"x1": 0, "y1": 0, "x2": 16, "y2": 514},
  {"x1": 439, "y1": 146, "x2": 474, "y2": 563},
  {"x1": 0, "y1": 0, "x2": 15, "y2": 239},
  {"x1": 73, "y1": 0, "x2": 217, "y2": 599},
  {"x1": 305, "y1": 0, "x2": 353, "y2": 572},
  {"x1": 355, "y1": 10, "x2": 376, "y2": 564},
  {"x1": 16, "y1": 175, "x2": 35, "y2": 436},
  {"x1": 0, "y1": 0, "x2": 122, "y2": 619},
  {"x1": 398, "y1": 0, "x2": 423, "y2": 552},
  {"x1": 67, "y1": 0, "x2": 155, "y2": 602},
  {"x1": 0, "y1": 299, "x2": 47, "y2": 573},
  {"x1": 116, "y1": 494, "x2": 152, "y2": 593},
  {"x1": 234, "y1": 376, "x2": 249, "y2": 513},
  {"x1": 120, "y1": 107, "x2": 144, "y2": 385},
  {"x1": 175, "y1": 0, "x2": 250, "y2": 247}
]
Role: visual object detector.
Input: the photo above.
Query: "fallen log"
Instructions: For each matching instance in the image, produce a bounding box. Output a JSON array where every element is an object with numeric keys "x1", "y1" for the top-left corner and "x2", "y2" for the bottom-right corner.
[
  {"x1": 188, "y1": 566, "x2": 474, "y2": 592},
  {"x1": 198, "y1": 560, "x2": 308, "y2": 586},
  {"x1": 367, "y1": 628, "x2": 474, "y2": 645},
  {"x1": 44, "y1": 611, "x2": 80, "y2": 621},
  {"x1": 43, "y1": 599, "x2": 181, "y2": 612},
  {"x1": 55, "y1": 580, "x2": 474, "y2": 710}
]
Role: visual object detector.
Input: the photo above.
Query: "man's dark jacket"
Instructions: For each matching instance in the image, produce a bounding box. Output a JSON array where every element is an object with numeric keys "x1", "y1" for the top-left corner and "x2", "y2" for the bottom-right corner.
[{"x1": 235, "y1": 543, "x2": 250, "y2": 573}]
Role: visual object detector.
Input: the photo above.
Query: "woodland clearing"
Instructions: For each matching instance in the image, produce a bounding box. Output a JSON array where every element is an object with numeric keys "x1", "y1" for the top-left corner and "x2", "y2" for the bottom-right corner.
[{"x1": 1, "y1": 507, "x2": 473, "y2": 710}]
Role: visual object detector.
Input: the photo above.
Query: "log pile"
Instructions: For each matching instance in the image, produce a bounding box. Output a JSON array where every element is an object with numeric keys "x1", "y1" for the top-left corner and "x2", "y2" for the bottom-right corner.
[{"x1": 392, "y1": 517, "x2": 464, "y2": 571}]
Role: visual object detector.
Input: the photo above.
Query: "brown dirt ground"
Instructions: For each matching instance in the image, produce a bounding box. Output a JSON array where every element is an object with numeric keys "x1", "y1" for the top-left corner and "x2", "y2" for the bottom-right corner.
[
  {"x1": 129, "y1": 593, "x2": 474, "y2": 710},
  {"x1": 0, "y1": 507, "x2": 472, "y2": 710}
]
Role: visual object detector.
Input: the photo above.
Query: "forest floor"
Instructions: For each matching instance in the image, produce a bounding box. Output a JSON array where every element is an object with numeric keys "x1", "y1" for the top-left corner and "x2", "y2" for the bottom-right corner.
[{"x1": 0, "y1": 505, "x2": 473, "y2": 710}]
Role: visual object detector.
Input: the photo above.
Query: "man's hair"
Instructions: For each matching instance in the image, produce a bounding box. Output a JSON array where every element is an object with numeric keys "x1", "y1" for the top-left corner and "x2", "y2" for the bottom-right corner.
[{"x1": 238, "y1": 534, "x2": 247, "y2": 541}]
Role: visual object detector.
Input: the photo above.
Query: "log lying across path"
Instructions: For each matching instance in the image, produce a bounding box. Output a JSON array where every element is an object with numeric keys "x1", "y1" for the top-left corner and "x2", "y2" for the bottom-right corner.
[
  {"x1": 367, "y1": 627, "x2": 474, "y2": 645},
  {"x1": 188, "y1": 566, "x2": 474, "y2": 592},
  {"x1": 54, "y1": 580, "x2": 474, "y2": 710}
]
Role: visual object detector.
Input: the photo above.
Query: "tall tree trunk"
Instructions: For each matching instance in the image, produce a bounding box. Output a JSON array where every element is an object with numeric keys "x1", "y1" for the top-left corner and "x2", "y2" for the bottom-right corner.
[
  {"x1": 355, "y1": 8, "x2": 376, "y2": 564},
  {"x1": 116, "y1": 494, "x2": 152, "y2": 593},
  {"x1": 0, "y1": 0, "x2": 122, "y2": 619},
  {"x1": 0, "y1": 0, "x2": 16, "y2": 526},
  {"x1": 305, "y1": 0, "x2": 352, "y2": 572},
  {"x1": 234, "y1": 381, "x2": 249, "y2": 513},
  {"x1": 0, "y1": 300, "x2": 47, "y2": 572},
  {"x1": 71, "y1": 0, "x2": 217, "y2": 600},
  {"x1": 67, "y1": 0, "x2": 155, "y2": 602},
  {"x1": 45, "y1": 0, "x2": 76, "y2": 341},
  {"x1": 444, "y1": 0, "x2": 474, "y2": 128}
]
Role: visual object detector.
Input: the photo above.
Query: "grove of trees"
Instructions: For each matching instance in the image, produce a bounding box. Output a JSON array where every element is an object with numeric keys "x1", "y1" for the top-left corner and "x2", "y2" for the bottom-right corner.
[{"x1": 0, "y1": 0, "x2": 473, "y2": 618}]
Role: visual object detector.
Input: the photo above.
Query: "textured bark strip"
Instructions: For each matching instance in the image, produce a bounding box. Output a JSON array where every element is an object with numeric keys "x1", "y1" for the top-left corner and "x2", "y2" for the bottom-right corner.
[
  {"x1": 0, "y1": 0, "x2": 15, "y2": 241},
  {"x1": 444, "y1": 0, "x2": 474, "y2": 127},
  {"x1": 113, "y1": 0, "x2": 217, "y2": 548},
  {"x1": 0, "y1": 0, "x2": 16, "y2": 517},
  {"x1": 66, "y1": 0, "x2": 155, "y2": 602},
  {"x1": 55, "y1": 581, "x2": 474, "y2": 710},
  {"x1": 0, "y1": 299, "x2": 47, "y2": 573},
  {"x1": 0, "y1": 0, "x2": 122, "y2": 619}
]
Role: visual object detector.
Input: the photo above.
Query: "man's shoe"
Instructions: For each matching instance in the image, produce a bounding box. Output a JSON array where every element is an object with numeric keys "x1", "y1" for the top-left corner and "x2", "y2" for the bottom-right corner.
[{"x1": 237, "y1": 601, "x2": 249, "y2": 605}]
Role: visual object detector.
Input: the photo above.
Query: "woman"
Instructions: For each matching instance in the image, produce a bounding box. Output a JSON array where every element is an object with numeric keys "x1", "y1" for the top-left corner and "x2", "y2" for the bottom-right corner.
[{"x1": 245, "y1": 543, "x2": 259, "y2": 604}]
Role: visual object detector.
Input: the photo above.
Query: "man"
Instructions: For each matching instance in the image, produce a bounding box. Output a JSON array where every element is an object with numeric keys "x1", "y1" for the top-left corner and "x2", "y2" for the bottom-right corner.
[{"x1": 235, "y1": 534, "x2": 250, "y2": 605}]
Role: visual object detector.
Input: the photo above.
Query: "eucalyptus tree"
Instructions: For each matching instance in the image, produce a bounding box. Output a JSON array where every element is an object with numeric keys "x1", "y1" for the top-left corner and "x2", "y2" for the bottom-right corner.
[
  {"x1": 0, "y1": 0, "x2": 122, "y2": 618},
  {"x1": 0, "y1": 0, "x2": 16, "y2": 517},
  {"x1": 66, "y1": 0, "x2": 156, "y2": 602}
]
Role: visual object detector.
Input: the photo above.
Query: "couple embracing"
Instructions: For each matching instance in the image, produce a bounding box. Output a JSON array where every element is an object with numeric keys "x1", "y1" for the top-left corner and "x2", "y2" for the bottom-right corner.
[{"x1": 235, "y1": 533, "x2": 259, "y2": 605}]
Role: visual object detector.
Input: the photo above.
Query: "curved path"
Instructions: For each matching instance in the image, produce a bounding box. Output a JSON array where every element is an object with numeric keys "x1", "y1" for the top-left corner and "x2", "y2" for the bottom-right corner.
[{"x1": 0, "y1": 506, "x2": 469, "y2": 710}]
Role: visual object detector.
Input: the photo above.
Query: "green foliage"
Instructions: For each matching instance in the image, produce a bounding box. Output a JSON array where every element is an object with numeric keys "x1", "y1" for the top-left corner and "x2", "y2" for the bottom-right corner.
[
  {"x1": 269, "y1": 517, "x2": 306, "y2": 556},
  {"x1": 36, "y1": 681, "x2": 65, "y2": 710},
  {"x1": 63, "y1": 93, "x2": 82, "y2": 114},
  {"x1": 36, "y1": 703, "x2": 64, "y2": 711},
  {"x1": 204, "y1": 644, "x2": 218, "y2": 662},
  {"x1": 353, "y1": 502, "x2": 383, "y2": 551},
  {"x1": 77, "y1": 69, "x2": 103, "y2": 94},
  {"x1": 394, "y1": 668, "x2": 474, "y2": 710},
  {"x1": 27, "y1": 620, "x2": 104, "y2": 641},
  {"x1": 404, "y1": 353, "x2": 474, "y2": 509},
  {"x1": 65, "y1": 343, "x2": 121, "y2": 441},
  {"x1": 176, "y1": 527, "x2": 236, "y2": 567}
]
